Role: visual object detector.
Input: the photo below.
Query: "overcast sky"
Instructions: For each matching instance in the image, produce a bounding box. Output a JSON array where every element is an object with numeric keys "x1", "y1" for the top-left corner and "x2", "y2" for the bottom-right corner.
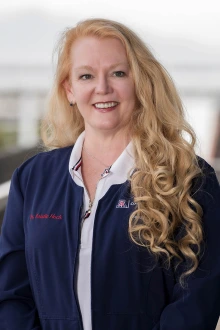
[
  {"x1": 0, "y1": 0, "x2": 220, "y2": 67},
  {"x1": 1, "y1": 0, "x2": 220, "y2": 47}
]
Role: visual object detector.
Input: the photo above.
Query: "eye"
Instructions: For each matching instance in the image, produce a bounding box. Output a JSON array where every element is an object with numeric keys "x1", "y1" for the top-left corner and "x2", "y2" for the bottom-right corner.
[
  {"x1": 79, "y1": 74, "x2": 92, "y2": 80},
  {"x1": 113, "y1": 71, "x2": 126, "y2": 77}
]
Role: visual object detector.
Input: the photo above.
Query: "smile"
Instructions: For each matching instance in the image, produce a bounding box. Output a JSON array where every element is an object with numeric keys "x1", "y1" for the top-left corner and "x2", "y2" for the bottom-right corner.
[{"x1": 94, "y1": 102, "x2": 118, "y2": 109}]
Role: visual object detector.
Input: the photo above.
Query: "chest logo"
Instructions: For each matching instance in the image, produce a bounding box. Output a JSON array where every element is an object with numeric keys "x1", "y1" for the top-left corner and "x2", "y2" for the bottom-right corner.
[{"x1": 116, "y1": 199, "x2": 136, "y2": 208}]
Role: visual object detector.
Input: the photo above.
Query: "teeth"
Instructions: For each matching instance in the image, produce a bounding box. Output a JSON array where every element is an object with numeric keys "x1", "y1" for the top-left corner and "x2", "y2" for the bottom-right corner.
[{"x1": 94, "y1": 102, "x2": 118, "y2": 109}]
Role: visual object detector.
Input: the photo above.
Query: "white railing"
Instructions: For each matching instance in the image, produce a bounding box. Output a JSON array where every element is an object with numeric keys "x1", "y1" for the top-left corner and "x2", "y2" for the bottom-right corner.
[{"x1": 0, "y1": 180, "x2": 10, "y2": 213}]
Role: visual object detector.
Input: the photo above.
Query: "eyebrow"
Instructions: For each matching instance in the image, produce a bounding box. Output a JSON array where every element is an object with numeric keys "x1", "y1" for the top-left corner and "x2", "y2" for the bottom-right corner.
[{"x1": 73, "y1": 63, "x2": 129, "y2": 72}]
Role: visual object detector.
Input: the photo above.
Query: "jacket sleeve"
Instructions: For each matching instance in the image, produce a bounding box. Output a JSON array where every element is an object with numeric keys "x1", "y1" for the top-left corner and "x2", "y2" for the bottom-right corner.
[
  {"x1": 153, "y1": 166, "x2": 220, "y2": 330},
  {"x1": 0, "y1": 169, "x2": 42, "y2": 330}
]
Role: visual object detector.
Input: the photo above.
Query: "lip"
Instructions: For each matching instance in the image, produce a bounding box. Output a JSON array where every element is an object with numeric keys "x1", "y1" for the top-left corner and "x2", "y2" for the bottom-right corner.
[
  {"x1": 93, "y1": 101, "x2": 118, "y2": 104},
  {"x1": 92, "y1": 101, "x2": 119, "y2": 113},
  {"x1": 93, "y1": 104, "x2": 118, "y2": 113}
]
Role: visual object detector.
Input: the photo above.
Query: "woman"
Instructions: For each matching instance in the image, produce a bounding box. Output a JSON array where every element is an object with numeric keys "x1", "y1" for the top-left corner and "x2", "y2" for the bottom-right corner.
[{"x1": 0, "y1": 18, "x2": 220, "y2": 330}]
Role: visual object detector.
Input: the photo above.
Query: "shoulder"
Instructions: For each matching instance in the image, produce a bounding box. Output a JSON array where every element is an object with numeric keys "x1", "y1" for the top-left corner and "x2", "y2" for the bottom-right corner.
[
  {"x1": 15, "y1": 146, "x2": 73, "y2": 188},
  {"x1": 192, "y1": 156, "x2": 220, "y2": 210},
  {"x1": 197, "y1": 155, "x2": 216, "y2": 175},
  {"x1": 18, "y1": 145, "x2": 73, "y2": 171}
]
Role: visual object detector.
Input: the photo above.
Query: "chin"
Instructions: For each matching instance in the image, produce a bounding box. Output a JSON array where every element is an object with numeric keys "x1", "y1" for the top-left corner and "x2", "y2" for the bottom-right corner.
[{"x1": 92, "y1": 120, "x2": 121, "y2": 131}]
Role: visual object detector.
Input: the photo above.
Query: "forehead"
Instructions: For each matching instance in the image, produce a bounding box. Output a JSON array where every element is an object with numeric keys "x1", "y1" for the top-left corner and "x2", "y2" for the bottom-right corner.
[{"x1": 70, "y1": 36, "x2": 129, "y2": 67}]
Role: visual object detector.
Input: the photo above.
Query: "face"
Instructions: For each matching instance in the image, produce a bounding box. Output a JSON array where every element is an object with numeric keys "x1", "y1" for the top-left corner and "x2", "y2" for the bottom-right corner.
[{"x1": 64, "y1": 36, "x2": 136, "y2": 135}]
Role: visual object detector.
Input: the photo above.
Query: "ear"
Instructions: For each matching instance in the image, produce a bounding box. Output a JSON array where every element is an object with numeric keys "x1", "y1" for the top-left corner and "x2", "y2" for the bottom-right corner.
[{"x1": 63, "y1": 79, "x2": 76, "y2": 104}]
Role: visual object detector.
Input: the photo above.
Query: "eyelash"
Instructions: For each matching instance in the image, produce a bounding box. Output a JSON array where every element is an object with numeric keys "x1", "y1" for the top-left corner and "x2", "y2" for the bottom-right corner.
[
  {"x1": 79, "y1": 74, "x2": 92, "y2": 80},
  {"x1": 113, "y1": 71, "x2": 126, "y2": 77},
  {"x1": 79, "y1": 71, "x2": 126, "y2": 80}
]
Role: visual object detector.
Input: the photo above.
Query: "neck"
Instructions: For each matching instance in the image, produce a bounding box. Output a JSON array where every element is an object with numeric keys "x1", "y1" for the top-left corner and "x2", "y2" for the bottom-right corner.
[{"x1": 83, "y1": 128, "x2": 131, "y2": 164}]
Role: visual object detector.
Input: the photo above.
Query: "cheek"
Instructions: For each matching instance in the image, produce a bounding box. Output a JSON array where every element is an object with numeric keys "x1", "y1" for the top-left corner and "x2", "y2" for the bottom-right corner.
[
  {"x1": 74, "y1": 89, "x2": 90, "y2": 105},
  {"x1": 120, "y1": 82, "x2": 135, "y2": 99}
]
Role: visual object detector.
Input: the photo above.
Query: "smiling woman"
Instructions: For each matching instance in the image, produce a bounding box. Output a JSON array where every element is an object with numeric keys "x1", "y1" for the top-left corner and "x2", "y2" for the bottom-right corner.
[
  {"x1": 0, "y1": 18, "x2": 220, "y2": 330},
  {"x1": 63, "y1": 37, "x2": 136, "y2": 138}
]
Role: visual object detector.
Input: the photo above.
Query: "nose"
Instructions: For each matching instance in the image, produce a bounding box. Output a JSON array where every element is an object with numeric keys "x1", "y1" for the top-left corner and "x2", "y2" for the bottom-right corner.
[{"x1": 95, "y1": 75, "x2": 112, "y2": 94}]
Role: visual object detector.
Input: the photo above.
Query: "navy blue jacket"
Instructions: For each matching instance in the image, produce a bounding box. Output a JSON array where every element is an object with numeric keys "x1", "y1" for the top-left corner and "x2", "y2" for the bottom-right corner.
[{"x1": 0, "y1": 146, "x2": 220, "y2": 330}]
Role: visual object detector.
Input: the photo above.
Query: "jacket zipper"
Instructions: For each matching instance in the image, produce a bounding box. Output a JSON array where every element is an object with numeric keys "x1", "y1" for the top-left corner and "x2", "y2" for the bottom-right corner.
[
  {"x1": 81, "y1": 200, "x2": 93, "y2": 227},
  {"x1": 75, "y1": 172, "x2": 97, "y2": 233},
  {"x1": 75, "y1": 165, "x2": 112, "y2": 226}
]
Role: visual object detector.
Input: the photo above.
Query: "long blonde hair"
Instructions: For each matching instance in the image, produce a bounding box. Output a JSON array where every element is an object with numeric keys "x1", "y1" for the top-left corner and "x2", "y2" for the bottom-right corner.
[{"x1": 41, "y1": 18, "x2": 203, "y2": 285}]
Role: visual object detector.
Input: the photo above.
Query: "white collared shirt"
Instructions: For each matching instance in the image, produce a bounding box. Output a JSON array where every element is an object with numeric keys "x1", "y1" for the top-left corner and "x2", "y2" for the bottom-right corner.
[{"x1": 69, "y1": 132, "x2": 135, "y2": 330}]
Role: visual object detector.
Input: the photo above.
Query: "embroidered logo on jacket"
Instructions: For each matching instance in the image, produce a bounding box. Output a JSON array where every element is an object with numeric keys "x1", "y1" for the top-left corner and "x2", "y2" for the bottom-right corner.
[
  {"x1": 116, "y1": 199, "x2": 136, "y2": 208},
  {"x1": 116, "y1": 199, "x2": 130, "y2": 208},
  {"x1": 30, "y1": 213, "x2": 62, "y2": 220}
]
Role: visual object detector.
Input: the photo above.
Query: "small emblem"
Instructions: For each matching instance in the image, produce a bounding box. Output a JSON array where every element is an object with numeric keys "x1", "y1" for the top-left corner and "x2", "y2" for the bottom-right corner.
[
  {"x1": 116, "y1": 199, "x2": 130, "y2": 208},
  {"x1": 116, "y1": 200, "x2": 136, "y2": 208}
]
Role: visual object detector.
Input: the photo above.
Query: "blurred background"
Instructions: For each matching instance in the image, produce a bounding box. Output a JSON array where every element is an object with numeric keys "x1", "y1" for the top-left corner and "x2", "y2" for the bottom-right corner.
[
  {"x1": 1, "y1": 1, "x2": 220, "y2": 210},
  {"x1": 1, "y1": 2, "x2": 220, "y2": 206},
  {"x1": 0, "y1": 0, "x2": 220, "y2": 327}
]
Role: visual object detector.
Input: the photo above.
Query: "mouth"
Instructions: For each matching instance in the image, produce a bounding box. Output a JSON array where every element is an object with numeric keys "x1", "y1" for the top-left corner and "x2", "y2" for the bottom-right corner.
[{"x1": 93, "y1": 101, "x2": 119, "y2": 112}]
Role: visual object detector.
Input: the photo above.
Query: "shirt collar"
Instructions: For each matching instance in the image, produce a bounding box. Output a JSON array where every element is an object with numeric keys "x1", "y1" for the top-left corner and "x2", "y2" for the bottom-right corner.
[
  {"x1": 69, "y1": 131, "x2": 135, "y2": 183},
  {"x1": 69, "y1": 131, "x2": 85, "y2": 173}
]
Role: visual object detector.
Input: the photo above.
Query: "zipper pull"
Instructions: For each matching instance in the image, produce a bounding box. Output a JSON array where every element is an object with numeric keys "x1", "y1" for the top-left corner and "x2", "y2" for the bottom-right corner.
[{"x1": 83, "y1": 200, "x2": 93, "y2": 220}]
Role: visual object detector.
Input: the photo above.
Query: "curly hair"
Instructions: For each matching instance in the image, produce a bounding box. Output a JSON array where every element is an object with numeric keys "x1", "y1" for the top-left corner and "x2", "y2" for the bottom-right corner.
[{"x1": 41, "y1": 18, "x2": 203, "y2": 286}]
